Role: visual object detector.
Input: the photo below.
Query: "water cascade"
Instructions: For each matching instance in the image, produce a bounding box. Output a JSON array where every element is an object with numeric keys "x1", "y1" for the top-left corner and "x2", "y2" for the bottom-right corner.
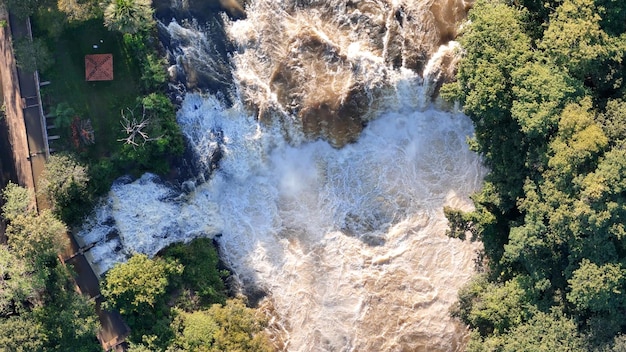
[{"x1": 77, "y1": 0, "x2": 486, "y2": 350}]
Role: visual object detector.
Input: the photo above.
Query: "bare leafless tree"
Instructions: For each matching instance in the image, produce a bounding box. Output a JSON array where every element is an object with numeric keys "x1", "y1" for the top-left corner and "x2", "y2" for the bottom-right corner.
[{"x1": 117, "y1": 107, "x2": 160, "y2": 148}]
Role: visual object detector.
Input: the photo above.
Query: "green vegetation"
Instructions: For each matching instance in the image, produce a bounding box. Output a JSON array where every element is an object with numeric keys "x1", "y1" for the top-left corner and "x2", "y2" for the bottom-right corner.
[
  {"x1": 0, "y1": 184, "x2": 101, "y2": 351},
  {"x1": 169, "y1": 300, "x2": 273, "y2": 352},
  {"x1": 443, "y1": 0, "x2": 626, "y2": 349},
  {"x1": 9, "y1": 0, "x2": 185, "y2": 222},
  {"x1": 162, "y1": 238, "x2": 229, "y2": 307},
  {"x1": 37, "y1": 153, "x2": 90, "y2": 221},
  {"x1": 103, "y1": 0, "x2": 155, "y2": 34},
  {"x1": 35, "y1": 17, "x2": 180, "y2": 175},
  {"x1": 100, "y1": 239, "x2": 272, "y2": 351},
  {"x1": 101, "y1": 253, "x2": 183, "y2": 316},
  {"x1": 3, "y1": 0, "x2": 43, "y2": 19},
  {"x1": 57, "y1": 0, "x2": 101, "y2": 22},
  {"x1": 13, "y1": 37, "x2": 54, "y2": 72}
]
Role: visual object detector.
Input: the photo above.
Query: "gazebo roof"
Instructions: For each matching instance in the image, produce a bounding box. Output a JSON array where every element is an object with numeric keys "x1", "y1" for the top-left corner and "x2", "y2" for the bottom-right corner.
[{"x1": 85, "y1": 54, "x2": 113, "y2": 81}]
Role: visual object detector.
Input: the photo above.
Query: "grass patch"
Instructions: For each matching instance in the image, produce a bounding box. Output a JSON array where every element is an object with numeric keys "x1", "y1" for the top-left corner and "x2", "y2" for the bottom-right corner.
[
  {"x1": 29, "y1": 14, "x2": 183, "y2": 223},
  {"x1": 36, "y1": 19, "x2": 141, "y2": 161}
]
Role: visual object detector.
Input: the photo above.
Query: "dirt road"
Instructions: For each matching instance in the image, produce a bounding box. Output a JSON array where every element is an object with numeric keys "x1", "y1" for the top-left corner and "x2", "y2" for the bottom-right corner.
[{"x1": 0, "y1": 7, "x2": 35, "y2": 191}]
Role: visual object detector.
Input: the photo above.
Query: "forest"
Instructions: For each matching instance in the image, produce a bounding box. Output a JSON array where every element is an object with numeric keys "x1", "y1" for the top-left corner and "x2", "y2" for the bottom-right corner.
[{"x1": 442, "y1": 0, "x2": 626, "y2": 350}]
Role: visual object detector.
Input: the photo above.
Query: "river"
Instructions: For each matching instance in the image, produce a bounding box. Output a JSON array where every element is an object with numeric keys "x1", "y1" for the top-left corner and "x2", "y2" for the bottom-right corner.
[{"x1": 78, "y1": 0, "x2": 485, "y2": 350}]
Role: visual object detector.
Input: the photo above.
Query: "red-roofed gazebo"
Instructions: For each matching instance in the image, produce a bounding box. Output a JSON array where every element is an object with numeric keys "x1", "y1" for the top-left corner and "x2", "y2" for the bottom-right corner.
[{"x1": 85, "y1": 54, "x2": 113, "y2": 81}]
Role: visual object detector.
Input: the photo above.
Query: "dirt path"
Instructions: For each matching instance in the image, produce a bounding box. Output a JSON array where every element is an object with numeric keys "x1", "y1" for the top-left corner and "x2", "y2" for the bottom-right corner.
[{"x1": 0, "y1": 7, "x2": 34, "y2": 191}]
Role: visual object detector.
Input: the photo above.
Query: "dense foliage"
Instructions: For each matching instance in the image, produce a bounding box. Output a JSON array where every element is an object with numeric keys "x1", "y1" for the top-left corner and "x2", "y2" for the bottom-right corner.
[
  {"x1": 102, "y1": 0, "x2": 154, "y2": 34},
  {"x1": 101, "y1": 239, "x2": 272, "y2": 351},
  {"x1": 37, "y1": 153, "x2": 90, "y2": 222},
  {"x1": 6, "y1": 0, "x2": 184, "y2": 199},
  {"x1": 443, "y1": 0, "x2": 626, "y2": 349},
  {"x1": 13, "y1": 37, "x2": 54, "y2": 72},
  {"x1": 0, "y1": 184, "x2": 101, "y2": 351}
]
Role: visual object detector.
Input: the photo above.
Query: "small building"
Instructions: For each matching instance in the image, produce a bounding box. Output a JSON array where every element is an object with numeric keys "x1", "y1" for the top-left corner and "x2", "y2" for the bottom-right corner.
[{"x1": 85, "y1": 54, "x2": 113, "y2": 81}]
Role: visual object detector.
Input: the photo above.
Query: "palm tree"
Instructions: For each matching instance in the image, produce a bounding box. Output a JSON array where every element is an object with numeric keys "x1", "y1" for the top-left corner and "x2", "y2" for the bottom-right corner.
[{"x1": 103, "y1": 0, "x2": 154, "y2": 34}]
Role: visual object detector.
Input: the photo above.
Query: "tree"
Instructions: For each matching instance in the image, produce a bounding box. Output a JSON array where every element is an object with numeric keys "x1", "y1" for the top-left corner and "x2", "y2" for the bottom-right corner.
[
  {"x1": 502, "y1": 310, "x2": 587, "y2": 352},
  {"x1": 140, "y1": 53, "x2": 168, "y2": 91},
  {"x1": 510, "y1": 61, "x2": 582, "y2": 143},
  {"x1": 0, "y1": 313, "x2": 47, "y2": 352},
  {"x1": 102, "y1": 0, "x2": 155, "y2": 34},
  {"x1": 443, "y1": 206, "x2": 476, "y2": 241},
  {"x1": 455, "y1": 274, "x2": 534, "y2": 336},
  {"x1": 441, "y1": 0, "x2": 533, "y2": 211},
  {"x1": 0, "y1": 246, "x2": 40, "y2": 316},
  {"x1": 4, "y1": 0, "x2": 49, "y2": 19},
  {"x1": 101, "y1": 254, "x2": 182, "y2": 315},
  {"x1": 51, "y1": 102, "x2": 76, "y2": 134},
  {"x1": 547, "y1": 98, "x2": 608, "y2": 184},
  {"x1": 119, "y1": 93, "x2": 184, "y2": 173},
  {"x1": 599, "y1": 99, "x2": 626, "y2": 142},
  {"x1": 595, "y1": 0, "x2": 626, "y2": 35},
  {"x1": 170, "y1": 308, "x2": 219, "y2": 351},
  {"x1": 447, "y1": 0, "x2": 626, "y2": 349},
  {"x1": 468, "y1": 309, "x2": 587, "y2": 352},
  {"x1": 13, "y1": 38, "x2": 54, "y2": 73},
  {"x1": 539, "y1": 0, "x2": 624, "y2": 95},
  {"x1": 33, "y1": 3, "x2": 67, "y2": 39},
  {"x1": 5, "y1": 210, "x2": 68, "y2": 265},
  {"x1": 117, "y1": 107, "x2": 156, "y2": 148},
  {"x1": 57, "y1": 0, "x2": 101, "y2": 22},
  {"x1": 1, "y1": 182, "x2": 35, "y2": 222},
  {"x1": 34, "y1": 265, "x2": 101, "y2": 352},
  {"x1": 539, "y1": 0, "x2": 608, "y2": 77},
  {"x1": 567, "y1": 259, "x2": 626, "y2": 314},
  {"x1": 37, "y1": 153, "x2": 90, "y2": 222},
  {"x1": 170, "y1": 299, "x2": 273, "y2": 352},
  {"x1": 163, "y1": 238, "x2": 228, "y2": 307}
]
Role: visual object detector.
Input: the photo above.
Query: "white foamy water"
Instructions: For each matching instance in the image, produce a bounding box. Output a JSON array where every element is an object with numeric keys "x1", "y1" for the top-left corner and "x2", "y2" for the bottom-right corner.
[
  {"x1": 78, "y1": 90, "x2": 484, "y2": 351},
  {"x1": 78, "y1": 0, "x2": 485, "y2": 350}
]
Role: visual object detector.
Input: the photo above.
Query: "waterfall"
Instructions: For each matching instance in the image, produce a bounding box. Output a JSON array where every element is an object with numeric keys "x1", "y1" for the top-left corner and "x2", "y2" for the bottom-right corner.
[{"x1": 78, "y1": 0, "x2": 485, "y2": 350}]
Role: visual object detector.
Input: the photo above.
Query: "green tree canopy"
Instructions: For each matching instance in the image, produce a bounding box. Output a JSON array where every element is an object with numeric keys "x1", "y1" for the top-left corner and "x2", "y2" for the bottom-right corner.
[
  {"x1": 0, "y1": 313, "x2": 47, "y2": 352},
  {"x1": 1, "y1": 182, "x2": 35, "y2": 222},
  {"x1": 445, "y1": 0, "x2": 626, "y2": 349},
  {"x1": 102, "y1": 0, "x2": 155, "y2": 34},
  {"x1": 37, "y1": 153, "x2": 90, "y2": 223},
  {"x1": 34, "y1": 265, "x2": 101, "y2": 352},
  {"x1": 38, "y1": 153, "x2": 89, "y2": 207},
  {"x1": 0, "y1": 246, "x2": 40, "y2": 316},
  {"x1": 4, "y1": 0, "x2": 50, "y2": 19},
  {"x1": 170, "y1": 299, "x2": 273, "y2": 352},
  {"x1": 455, "y1": 275, "x2": 535, "y2": 336},
  {"x1": 5, "y1": 209, "x2": 68, "y2": 265},
  {"x1": 101, "y1": 253, "x2": 182, "y2": 315},
  {"x1": 441, "y1": 0, "x2": 533, "y2": 211},
  {"x1": 13, "y1": 38, "x2": 54, "y2": 73},
  {"x1": 468, "y1": 309, "x2": 587, "y2": 352},
  {"x1": 567, "y1": 259, "x2": 626, "y2": 313},
  {"x1": 57, "y1": 0, "x2": 102, "y2": 22},
  {"x1": 163, "y1": 238, "x2": 228, "y2": 306}
]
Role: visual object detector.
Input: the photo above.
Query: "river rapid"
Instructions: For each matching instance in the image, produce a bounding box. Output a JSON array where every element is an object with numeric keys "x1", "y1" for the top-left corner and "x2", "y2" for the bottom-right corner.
[{"x1": 77, "y1": 0, "x2": 485, "y2": 350}]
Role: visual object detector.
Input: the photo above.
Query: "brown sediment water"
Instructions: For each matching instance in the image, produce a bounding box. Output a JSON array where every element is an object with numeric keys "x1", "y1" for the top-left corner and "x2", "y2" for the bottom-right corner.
[
  {"x1": 77, "y1": 1, "x2": 486, "y2": 351},
  {"x1": 229, "y1": 0, "x2": 472, "y2": 147}
]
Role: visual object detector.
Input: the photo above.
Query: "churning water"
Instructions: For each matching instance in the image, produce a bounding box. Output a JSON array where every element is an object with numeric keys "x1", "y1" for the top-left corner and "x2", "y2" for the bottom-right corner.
[{"x1": 78, "y1": 0, "x2": 485, "y2": 350}]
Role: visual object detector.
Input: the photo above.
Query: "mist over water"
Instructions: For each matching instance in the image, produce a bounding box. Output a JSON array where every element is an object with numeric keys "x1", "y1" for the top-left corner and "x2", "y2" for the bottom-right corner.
[{"x1": 78, "y1": 0, "x2": 485, "y2": 350}]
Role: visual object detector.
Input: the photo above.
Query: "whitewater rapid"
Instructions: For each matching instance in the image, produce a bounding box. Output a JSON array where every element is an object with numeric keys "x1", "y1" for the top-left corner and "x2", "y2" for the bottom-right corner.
[{"x1": 78, "y1": 0, "x2": 485, "y2": 350}]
